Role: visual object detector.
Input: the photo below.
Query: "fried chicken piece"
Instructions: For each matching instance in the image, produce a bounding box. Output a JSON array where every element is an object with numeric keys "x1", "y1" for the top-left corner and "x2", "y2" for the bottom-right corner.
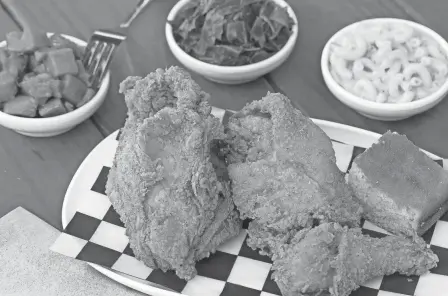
[
  {"x1": 118, "y1": 66, "x2": 212, "y2": 130},
  {"x1": 272, "y1": 223, "x2": 438, "y2": 296},
  {"x1": 106, "y1": 66, "x2": 241, "y2": 280},
  {"x1": 225, "y1": 93, "x2": 362, "y2": 255}
]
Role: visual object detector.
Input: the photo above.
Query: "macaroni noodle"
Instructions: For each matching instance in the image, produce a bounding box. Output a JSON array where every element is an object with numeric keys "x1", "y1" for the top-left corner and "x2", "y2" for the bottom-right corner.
[
  {"x1": 416, "y1": 87, "x2": 429, "y2": 99},
  {"x1": 328, "y1": 22, "x2": 447, "y2": 104},
  {"x1": 403, "y1": 63, "x2": 432, "y2": 87},
  {"x1": 333, "y1": 36, "x2": 368, "y2": 60},
  {"x1": 391, "y1": 25, "x2": 414, "y2": 43},
  {"x1": 397, "y1": 91, "x2": 415, "y2": 103},
  {"x1": 388, "y1": 74, "x2": 404, "y2": 97},
  {"x1": 353, "y1": 79, "x2": 377, "y2": 101},
  {"x1": 380, "y1": 48, "x2": 408, "y2": 70},
  {"x1": 427, "y1": 42, "x2": 445, "y2": 60},
  {"x1": 376, "y1": 92, "x2": 387, "y2": 103},
  {"x1": 330, "y1": 53, "x2": 353, "y2": 80},
  {"x1": 411, "y1": 47, "x2": 428, "y2": 61},
  {"x1": 406, "y1": 37, "x2": 422, "y2": 49},
  {"x1": 386, "y1": 61, "x2": 402, "y2": 78},
  {"x1": 353, "y1": 58, "x2": 378, "y2": 79}
]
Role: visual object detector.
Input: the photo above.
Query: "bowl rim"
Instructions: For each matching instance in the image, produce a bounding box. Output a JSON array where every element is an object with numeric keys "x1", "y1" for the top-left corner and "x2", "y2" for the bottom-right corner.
[
  {"x1": 165, "y1": 0, "x2": 299, "y2": 73},
  {"x1": 321, "y1": 17, "x2": 448, "y2": 112},
  {"x1": 0, "y1": 33, "x2": 110, "y2": 125}
]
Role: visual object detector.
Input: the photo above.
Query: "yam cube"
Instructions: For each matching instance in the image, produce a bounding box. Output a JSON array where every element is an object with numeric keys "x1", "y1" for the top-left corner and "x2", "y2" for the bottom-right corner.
[
  {"x1": 33, "y1": 64, "x2": 48, "y2": 74},
  {"x1": 76, "y1": 87, "x2": 95, "y2": 108},
  {"x1": 50, "y1": 34, "x2": 84, "y2": 59},
  {"x1": 3, "y1": 52, "x2": 28, "y2": 78},
  {"x1": 20, "y1": 73, "x2": 51, "y2": 106},
  {"x1": 20, "y1": 73, "x2": 61, "y2": 104},
  {"x1": 19, "y1": 73, "x2": 52, "y2": 101},
  {"x1": 3, "y1": 95, "x2": 37, "y2": 117},
  {"x1": 76, "y1": 60, "x2": 90, "y2": 86},
  {"x1": 64, "y1": 101, "x2": 74, "y2": 112},
  {"x1": 0, "y1": 48, "x2": 8, "y2": 65},
  {"x1": 0, "y1": 71, "x2": 18, "y2": 102},
  {"x1": 35, "y1": 97, "x2": 50, "y2": 106},
  {"x1": 45, "y1": 48, "x2": 78, "y2": 77},
  {"x1": 38, "y1": 98, "x2": 67, "y2": 117},
  {"x1": 6, "y1": 31, "x2": 24, "y2": 52},
  {"x1": 62, "y1": 74, "x2": 87, "y2": 105},
  {"x1": 52, "y1": 80, "x2": 62, "y2": 99},
  {"x1": 6, "y1": 28, "x2": 50, "y2": 52},
  {"x1": 28, "y1": 55, "x2": 38, "y2": 70},
  {"x1": 22, "y1": 27, "x2": 51, "y2": 50},
  {"x1": 34, "y1": 48, "x2": 51, "y2": 63},
  {"x1": 22, "y1": 72, "x2": 36, "y2": 81},
  {"x1": 19, "y1": 73, "x2": 62, "y2": 105}
]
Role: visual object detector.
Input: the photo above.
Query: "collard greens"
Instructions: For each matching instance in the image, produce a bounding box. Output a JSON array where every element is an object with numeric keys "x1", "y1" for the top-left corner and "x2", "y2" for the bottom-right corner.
[{"x1": 170, "y1": 0, "x2": 294, "y2": 66}]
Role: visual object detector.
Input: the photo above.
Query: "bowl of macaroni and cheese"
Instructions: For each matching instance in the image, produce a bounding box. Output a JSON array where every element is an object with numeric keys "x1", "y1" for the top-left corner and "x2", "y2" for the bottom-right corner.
[{"x1": 321, "y1": 18, "x2": 448, "y2": 121}]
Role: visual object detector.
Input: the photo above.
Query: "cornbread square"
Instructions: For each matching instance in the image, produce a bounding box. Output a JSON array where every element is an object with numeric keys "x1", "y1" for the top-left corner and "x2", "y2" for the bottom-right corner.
[{"x1": 348, "y1": 131, "x2": 448, "y2": 237}]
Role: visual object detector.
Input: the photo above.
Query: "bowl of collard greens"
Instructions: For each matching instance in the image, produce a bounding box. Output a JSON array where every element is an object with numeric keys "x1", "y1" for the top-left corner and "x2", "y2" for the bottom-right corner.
[{"x1": 166, "y1": 0, "x2": 298, "y2": 84}]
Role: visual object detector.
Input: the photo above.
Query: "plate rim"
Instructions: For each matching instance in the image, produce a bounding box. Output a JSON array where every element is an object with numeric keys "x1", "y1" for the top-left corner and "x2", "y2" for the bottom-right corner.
[{"x1": 61, "y1": 117, "x2": 442, "y2": 296}]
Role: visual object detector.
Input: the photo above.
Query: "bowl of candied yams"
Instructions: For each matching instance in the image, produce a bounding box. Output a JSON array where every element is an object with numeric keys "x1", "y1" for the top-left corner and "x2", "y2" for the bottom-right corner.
[
  {"x1": 0, "y1": 27, "x2": 110, "y2": 137},
  {"x1": 321, "y1": 18, "x2": 448, "y2": 121}
]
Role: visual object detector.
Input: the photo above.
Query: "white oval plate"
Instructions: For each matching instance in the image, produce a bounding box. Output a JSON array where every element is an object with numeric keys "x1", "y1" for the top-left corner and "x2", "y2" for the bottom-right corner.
[{"x1": 61, "y1": 108, "x2": 444, "y2": 296}]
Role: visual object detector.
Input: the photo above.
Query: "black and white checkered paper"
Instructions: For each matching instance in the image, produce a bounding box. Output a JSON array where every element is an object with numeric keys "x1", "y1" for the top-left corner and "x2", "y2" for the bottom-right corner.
[{"x1": 51, "y1": 107, "x2": 448, "y2": 296}]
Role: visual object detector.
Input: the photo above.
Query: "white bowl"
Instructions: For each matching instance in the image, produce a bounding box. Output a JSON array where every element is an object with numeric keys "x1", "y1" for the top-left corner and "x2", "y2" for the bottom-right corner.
[
  {"x1": 0, "y1": 33, "x2": 110, "y2": 137},
  {"x1": 321, "y1": 18, "x2": 448, "y2": 121},
  {"x1": 166, "y1": 0, "x2": 299, "y2": 85}
]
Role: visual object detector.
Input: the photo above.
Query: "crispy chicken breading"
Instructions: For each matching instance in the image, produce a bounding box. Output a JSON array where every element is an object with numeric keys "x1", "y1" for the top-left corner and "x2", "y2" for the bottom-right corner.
[
  {"x1": 119, "y1": 67, "x2": 212, "y2": 122},
  {"x1": 272, "y1": 223, "x2": 438, "y2": 296},
  {"x1": 225, "y1": 93, "x2": 363, "y2": 255},
  {"x1": 106, "y1": 66, "x2": 241, "y2": 280}
]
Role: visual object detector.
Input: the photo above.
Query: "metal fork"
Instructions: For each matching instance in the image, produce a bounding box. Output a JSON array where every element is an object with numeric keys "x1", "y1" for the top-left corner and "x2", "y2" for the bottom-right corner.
[{"x1": 83, "y1": 0, "x2": 154, "y2": 89}]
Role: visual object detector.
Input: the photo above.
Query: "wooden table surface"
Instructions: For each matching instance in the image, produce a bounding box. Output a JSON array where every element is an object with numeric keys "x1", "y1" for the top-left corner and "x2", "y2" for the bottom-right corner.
[{"x1": 0, "y1": 0, "x2": 447, "y2": 230}]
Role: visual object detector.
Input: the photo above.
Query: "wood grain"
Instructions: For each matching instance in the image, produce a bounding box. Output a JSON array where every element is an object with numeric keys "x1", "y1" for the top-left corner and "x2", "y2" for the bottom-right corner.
[
  {"x1": 266, "y1": 0, "x2": 448, "y2": 157},
  {"x1": 97, "y1": 0, "x2": 274, "y2": 134},
  {"x1": 0, "y1": 1, "x2": 105, "y2": 229},
  {"x1": 2, "y1": 0, "x2": 448, "y2": 229},
  {"x1": 0, "y1": 122, "x2": 103, "y2": 229},
  {"x1": 0, "y1": 0, "x2": 273, "y2": 227},
  {"x1": 10, "y1": 0, "x2": 274, "y2": 135}
]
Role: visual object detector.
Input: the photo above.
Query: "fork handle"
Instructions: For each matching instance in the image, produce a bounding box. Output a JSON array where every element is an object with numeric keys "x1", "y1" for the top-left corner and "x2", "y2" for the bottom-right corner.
[{"x1": 120, "y1": 0, "x2": 154, "y2": 28}]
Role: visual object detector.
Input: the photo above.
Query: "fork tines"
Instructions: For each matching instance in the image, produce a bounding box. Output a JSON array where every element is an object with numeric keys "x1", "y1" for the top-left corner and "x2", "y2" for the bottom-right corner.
[{"x1": 83, "y1": 29, "x2": 127, "y2": 89}]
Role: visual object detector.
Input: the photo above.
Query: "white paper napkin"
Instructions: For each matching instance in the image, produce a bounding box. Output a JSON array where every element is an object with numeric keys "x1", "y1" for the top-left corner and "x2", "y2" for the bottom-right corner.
[{"x1": 0, "y1": 207, "x2": 145, "y2": 296}]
